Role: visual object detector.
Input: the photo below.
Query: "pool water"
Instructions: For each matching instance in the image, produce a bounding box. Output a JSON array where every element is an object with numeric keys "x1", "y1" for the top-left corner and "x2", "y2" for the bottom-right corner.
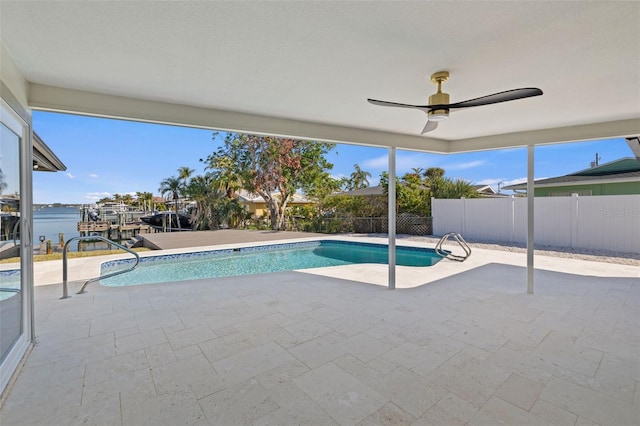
[{"x1": 100, "y1": 240, "x2": 443, "y2": 287}]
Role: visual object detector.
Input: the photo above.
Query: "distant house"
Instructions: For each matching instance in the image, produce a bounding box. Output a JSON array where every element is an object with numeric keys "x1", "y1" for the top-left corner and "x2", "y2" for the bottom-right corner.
[
  {"x1": 472, "y1": 184, "x2": 509, "y2": 197},
  {"x1": 236, "y1": 190, "x2": 316, "y2": 217},
  {"x1": 337, "y1": 185, "x2": 385, "y2": 198},
  {"x1": 503, "y1": 157, "x2": 640, "y2": 196}
]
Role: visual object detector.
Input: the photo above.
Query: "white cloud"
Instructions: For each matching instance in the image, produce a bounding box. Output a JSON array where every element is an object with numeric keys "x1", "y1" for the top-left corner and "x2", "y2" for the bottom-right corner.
[
  {"x1": 445, "y1": 160, "x2": 485, "y2": 170},
  {"x1": 65, "y1": 172, "x2": 75, "y2": 179},
  {"x1": 502, "y1": 177, "x2": 528, "y2": 186},
  {"x1": 84, "y1": 192, "x2": 111, "y2": 201},
  {"x1": 88, "y1": 173, "x2": 99, "y2": 178},
  {"x1": 475, "y1": 178, "x2": 506, "y2": 186},
  {"x1": 361, "y1": 155, "x2": 389, "y2": 170},
  {"x1": 361, "y1": 153, "x2": 433, "y2": 172}
]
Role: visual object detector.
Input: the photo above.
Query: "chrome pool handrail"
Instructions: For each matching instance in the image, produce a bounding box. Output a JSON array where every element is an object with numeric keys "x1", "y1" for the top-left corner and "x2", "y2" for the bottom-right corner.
[
  {"x1": 435, "y1": 232, "x2": 471, "y2": 262},
  {"x1": 61, "y1": 235, "x2": 140, "y2": 299}
]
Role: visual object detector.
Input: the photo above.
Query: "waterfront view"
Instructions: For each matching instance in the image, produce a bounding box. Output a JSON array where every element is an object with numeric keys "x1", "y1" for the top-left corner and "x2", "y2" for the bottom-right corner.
[{"x1": 33, "y1": 206, "x2": 128, "y2": 253}]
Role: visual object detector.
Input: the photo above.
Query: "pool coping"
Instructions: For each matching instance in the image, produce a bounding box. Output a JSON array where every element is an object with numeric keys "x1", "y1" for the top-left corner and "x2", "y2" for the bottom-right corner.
[{"x1": 25, "y1": 234, "x2": 640, "y2": 289}]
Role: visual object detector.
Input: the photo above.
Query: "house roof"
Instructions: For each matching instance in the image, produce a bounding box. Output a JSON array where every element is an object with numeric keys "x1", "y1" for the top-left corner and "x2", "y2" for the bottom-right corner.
[
  {"x1": 1, "y1": 2, "x2": 638, "y2": 153},
  {"x1": 473, "y1": 185, "x2": 497, "y2": 194},
  {"x1": 337, "y1": 186, "x2": 385, "y2": 197},
  {"x1": 236, "y1": 190, "x2": 313, "y2": 204},
  {"x1": 33, "y1": 132, "x2": 66, "y2": 172},
  {"x1": 503, "y1": 158, "x2": 640, "y2": 189}
]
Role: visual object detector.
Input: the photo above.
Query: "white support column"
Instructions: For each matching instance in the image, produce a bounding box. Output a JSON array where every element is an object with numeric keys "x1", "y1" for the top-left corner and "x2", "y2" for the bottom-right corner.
[
  {"x1": 388, "y1": 147, "x2": 396, "y2": 290},
  {"x1": 527, "y1": 145, "x2": 535, "y2": 294}
]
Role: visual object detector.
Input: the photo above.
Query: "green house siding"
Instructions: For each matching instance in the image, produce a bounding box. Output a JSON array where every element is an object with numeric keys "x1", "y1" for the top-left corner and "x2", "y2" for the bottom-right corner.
[{"x1": 535, "y1": 181, "x2": 640, "y2": 197}]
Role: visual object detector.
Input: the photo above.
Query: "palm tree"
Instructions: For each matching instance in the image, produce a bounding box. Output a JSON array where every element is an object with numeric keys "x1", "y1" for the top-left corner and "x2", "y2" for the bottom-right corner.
[
  {"x1": 121, "y1": 193, "x2": 134, "y2": 205},
  {"x1": 206, "y1": 155, "x2": 243, "y2": 198},
  {"x1": 347, "y1": 163, "x2": 371, "y2": 190},
  {"x1": 184, "y1": 175, "x2": 216, "y2": 230},
  {"x1": 159, "y1": 176, "x2": 182, "y2": 213},
  {"x1": 424, "y1": 167, "x2": 445, "y2": 180},
  {"x1": 177, "y1": 166, "x2": 194, "y2": 192}
]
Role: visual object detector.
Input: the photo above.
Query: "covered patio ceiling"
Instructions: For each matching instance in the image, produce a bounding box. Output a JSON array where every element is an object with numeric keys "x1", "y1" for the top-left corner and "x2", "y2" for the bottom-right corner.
[{"x1": 1, "y1": 1, "x2": 639, "y2": 152}]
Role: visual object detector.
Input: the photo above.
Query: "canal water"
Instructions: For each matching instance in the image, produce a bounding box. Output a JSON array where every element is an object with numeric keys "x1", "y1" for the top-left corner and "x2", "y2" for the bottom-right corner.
[
  {"x1": 33, "y1": 206, "x2": 81, "y2": 250},
  {"x1": 33, "y1": 206, "x2": 122, "y2": 252}
]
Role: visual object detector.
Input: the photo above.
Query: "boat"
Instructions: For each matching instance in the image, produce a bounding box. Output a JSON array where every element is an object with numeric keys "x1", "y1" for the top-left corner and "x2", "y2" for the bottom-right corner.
[{"x1": 140, "y1": 212, "x2": 192, "y2": 231}]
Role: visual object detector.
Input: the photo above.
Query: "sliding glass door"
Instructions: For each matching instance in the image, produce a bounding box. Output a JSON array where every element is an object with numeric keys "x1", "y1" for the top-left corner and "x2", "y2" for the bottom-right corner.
[{"x1": 0, "y1": 99, "x2": 32, "y2": 393}]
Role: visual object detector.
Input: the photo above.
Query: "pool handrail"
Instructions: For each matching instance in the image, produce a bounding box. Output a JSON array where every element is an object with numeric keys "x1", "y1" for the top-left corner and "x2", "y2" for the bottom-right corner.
[
  {"x1": 435, "y1": 232, "x2": 471, "y2": 262},
  {"x1": 61, "y1": 235, "x2": 140, "y2": 299}
]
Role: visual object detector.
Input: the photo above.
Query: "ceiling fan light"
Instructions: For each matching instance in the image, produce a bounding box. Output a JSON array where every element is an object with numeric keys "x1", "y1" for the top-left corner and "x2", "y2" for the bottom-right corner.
[{"x1": 428, "y1": 110, "x2": 449, "y2": 121}]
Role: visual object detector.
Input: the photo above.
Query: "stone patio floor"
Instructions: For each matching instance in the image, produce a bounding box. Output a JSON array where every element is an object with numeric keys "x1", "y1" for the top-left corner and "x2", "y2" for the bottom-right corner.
[{"x1": 1, "y1": 236, "x2": 638, "y2": 425}]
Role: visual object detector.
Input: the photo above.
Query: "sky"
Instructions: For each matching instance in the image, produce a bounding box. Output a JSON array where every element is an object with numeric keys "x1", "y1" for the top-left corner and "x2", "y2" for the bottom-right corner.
[{"x1": 32, "y1": 111, "x2": 634, "y2": 204}]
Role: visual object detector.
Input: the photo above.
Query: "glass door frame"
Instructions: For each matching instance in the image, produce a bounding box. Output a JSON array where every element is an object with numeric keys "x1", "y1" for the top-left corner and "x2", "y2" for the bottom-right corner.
[{"x1": 0, "y1": 97, "x2": 33, "y2": 394}]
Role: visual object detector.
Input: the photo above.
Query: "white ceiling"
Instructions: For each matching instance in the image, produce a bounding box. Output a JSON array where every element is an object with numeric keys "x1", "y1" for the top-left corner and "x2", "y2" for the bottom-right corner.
[{"x1": 1, "y1": 1, "x2": 639, "y2": 152}]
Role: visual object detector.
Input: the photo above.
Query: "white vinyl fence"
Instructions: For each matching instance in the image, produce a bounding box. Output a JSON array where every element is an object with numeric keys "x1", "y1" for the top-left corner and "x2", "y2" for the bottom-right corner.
[{"x1": 432, "y1": 194, "x2": 640, "y2": 254}]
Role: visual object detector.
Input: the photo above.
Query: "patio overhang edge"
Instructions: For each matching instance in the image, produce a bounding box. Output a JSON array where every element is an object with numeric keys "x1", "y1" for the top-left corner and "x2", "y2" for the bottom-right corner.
[
  {"x1": 28, "y1": 83, "x2": 449, "y2": 153},
  {"x1": 449, "y1": 118, "x2": 640, "y2": 153},
  {"x1": 29, "y1": 84, "x2": 640, "y2": 155}
]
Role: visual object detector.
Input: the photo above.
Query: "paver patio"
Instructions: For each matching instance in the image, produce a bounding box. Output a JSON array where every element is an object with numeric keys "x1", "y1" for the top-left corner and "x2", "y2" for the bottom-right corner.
[{"x1": 1, "y1": 238, "x2": 638, "y2": 425}]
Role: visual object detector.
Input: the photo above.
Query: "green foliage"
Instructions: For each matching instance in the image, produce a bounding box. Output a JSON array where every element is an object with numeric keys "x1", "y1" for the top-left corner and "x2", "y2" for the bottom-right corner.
[
  {"x1": 203, "y1": 133, "x2": 335, "y2": 230},
  {"x1": 183, "y1": 174, "x2": 246, "y2": 230},
  {"x1": 344, "y1": 163, "x2": 372, "y2": 190},
  {"x1": 379, "y1": 169, "x2": 477, "y2": 216},
  {"x1": 158, "y1": 176, "x2": 182, "y2": 212}
]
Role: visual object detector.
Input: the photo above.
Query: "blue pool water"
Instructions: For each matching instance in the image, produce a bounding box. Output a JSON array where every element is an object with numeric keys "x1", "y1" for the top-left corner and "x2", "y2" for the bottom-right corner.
[{"x1": 101, "y1": 240, "x2": 444, "y2": 287}]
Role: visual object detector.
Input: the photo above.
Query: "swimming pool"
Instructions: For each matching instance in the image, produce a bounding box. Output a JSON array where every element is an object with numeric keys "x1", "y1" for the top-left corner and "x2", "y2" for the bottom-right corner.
[{"x1": 100, "y1": 240, "x2": 444, "y2": 287}]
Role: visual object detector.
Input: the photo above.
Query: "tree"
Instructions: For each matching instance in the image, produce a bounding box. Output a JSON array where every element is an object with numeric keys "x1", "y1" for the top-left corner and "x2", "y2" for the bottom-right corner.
[
  {"x1": 380, "y1": 168, "x2": 477, "y2": 216},
  {"x1": 136, "y1": 191, "x2": 153, "y2": 211},
  {"x1": 346, "y1": 164, "x2": 371, "y2": 190},
  {"x1": 203, "y1": 154, "x2": 243, "y2": 199},
  {"x1": 177, "y1": 166, "x2": 195, "y2": 194},
  {"x1": 121, "y1": 193, "x2": 134, "y2": 205},
  {"x1": 204, "y1": 133, "x2": 335, "y2": 230},
  {"x1": 0, "y1": 168, "x2": 8, "y2": 194},
  {"x1": 424, "y1": 167, "x2": 445, "y2": 179},
  {"x1": 159, "y1": 176, "x2": 182, "y2": 213}
]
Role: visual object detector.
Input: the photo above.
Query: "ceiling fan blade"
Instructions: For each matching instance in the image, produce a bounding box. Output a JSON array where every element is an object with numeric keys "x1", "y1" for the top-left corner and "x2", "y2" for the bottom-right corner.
[
  {"x1": 421, "y1": 120, "x2": 438, "y2": 134},
  {"x1": 439, "y1": 88, "x2": 543, "y2": 109},
  {"x1": 367, "y1": 98, "x2": 431, "y2": 113}
]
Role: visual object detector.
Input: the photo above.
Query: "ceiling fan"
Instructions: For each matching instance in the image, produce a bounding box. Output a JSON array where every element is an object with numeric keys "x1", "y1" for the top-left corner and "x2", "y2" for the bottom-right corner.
[{"x1": 367, "y1": 71, "x2": 543, "y2": 134}]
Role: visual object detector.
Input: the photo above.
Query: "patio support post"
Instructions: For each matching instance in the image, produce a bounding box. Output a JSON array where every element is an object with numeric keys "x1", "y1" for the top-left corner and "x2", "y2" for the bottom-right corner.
[
  {"x1": 388, "y1": 146, "x2": 396, "y2": 290},
  {"x1": 527, "y1": 144, "x2": 535, "y2": 294}
]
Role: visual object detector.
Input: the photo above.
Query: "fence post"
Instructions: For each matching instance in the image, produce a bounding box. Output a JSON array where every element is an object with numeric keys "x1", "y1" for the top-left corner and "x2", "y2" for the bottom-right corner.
[
  {"x1": 571, "y1": 193, "x2": 579, "y2": 249},
  {"x1": 510, "y1": 195, "x2": 516, "y2": 243},
  {"x1": 461, "y1": 197, "x2": 466, "y2": 236}
]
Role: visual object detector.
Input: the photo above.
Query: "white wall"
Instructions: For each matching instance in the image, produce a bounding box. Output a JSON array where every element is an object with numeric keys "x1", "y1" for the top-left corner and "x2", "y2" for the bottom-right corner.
[{"x1": 433, "y1": 194, "x2": 640, "y2": 254}]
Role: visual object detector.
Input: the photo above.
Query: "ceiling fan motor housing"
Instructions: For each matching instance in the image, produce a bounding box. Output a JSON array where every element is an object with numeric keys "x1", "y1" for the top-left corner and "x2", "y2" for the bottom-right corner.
[{"x1": 428, "y1": 91, "x2": 449, "y2": 120}]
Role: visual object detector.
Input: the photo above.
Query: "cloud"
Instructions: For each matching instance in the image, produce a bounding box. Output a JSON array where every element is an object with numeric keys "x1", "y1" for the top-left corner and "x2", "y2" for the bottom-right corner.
[
  {"x1": 65, "y1": 172, "x2": 75, "y2": 179},
  {"x1": 445, "y1": 160, "x2": 485, "y2": 170},
  {"x1": 502, "y1": 177, "x2": 528, "y2": 186},
  {"x1": 475, "y1": 178, "x2": 506, "y2": 186},
  {"x1": 88, "y1": 173, "x2": 99, "y2": 178},
  {"x1": 84, "y1": 192, "x2": 111, "y2": 201},
  {"x1": 361, "y1": 153, "x2": 433, "y2": 172}
]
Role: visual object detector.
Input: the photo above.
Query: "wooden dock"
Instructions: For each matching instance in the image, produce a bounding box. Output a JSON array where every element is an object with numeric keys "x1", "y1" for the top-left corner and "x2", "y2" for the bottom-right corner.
[{"x1": 77, "y1": 221, "x2": 153, "y2": 240}]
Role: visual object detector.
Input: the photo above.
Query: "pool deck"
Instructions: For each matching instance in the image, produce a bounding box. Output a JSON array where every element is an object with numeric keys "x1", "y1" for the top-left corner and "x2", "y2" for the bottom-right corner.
[{"x1": 1, "y1": 233, "x2": 639, "y2": 425}]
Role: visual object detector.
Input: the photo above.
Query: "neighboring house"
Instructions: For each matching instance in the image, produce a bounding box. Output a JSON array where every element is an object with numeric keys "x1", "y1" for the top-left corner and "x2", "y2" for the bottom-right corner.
[
  {"x1": 337, "y1": 185, "x2": 385, "y2": 198},
  {"x1": 472, "y1": 184, "x2": 510, "y2": 197},
  {"x1": 236, "y1": 190, "x2": 316, "y2": 217},
  {"x1": 503, "y1": 157, "x2": 640, "y2": 196}
]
